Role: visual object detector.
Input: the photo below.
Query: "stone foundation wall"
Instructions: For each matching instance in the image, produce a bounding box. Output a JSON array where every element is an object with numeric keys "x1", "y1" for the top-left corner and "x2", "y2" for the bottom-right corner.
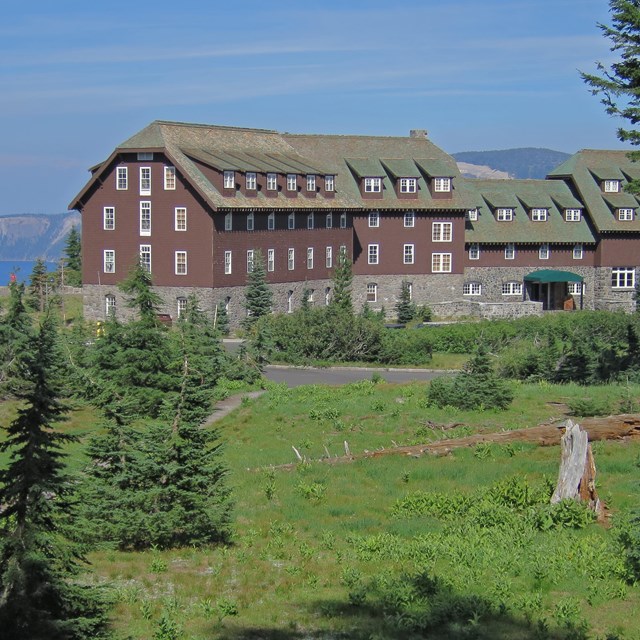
[
  {"x1": 430, "y1": 299, "x2": 543, "y2": 319},
  {"x1": 592, "y1": 266, "x2": 637, "y2": 312}
]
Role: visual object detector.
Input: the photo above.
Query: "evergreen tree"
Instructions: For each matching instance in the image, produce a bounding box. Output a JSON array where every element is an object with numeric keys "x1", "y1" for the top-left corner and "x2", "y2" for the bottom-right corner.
[
  {"x1": 0, "y1": 312, "x2": 110, "y2": 639},
  {"x1": 395, "y1": 280, "x2": 416, "y2": 324},
  {"x1": 61, "y1": 226, "x2": 82, "y2": 287},
  {"x1": 28, "y1": 258, "x2": 55, "y2": 312},
  {"x1": 214, "y1": 300, "x2": 230, "y2": 336},
  {"x1": 243, "y1": 249, "x2": 272, "y2": 328},
  {"x1": 582, "y1": 0, "x2": 640, "y2": 191},
  {"x1": 330, "y1": 247, "x2": 353, "y2": 314}
]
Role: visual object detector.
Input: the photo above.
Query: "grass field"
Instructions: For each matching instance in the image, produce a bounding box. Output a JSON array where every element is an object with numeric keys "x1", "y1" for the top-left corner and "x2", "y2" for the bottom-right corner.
[{"x1": 2, "y1": 377, "x2": 640, "y2": 639}]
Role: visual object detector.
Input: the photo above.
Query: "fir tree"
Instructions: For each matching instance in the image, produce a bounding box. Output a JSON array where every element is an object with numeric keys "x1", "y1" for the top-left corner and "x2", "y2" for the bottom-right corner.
[
  {"x1": 214, "y1": 300, "x2": 230, "y2": 336},
  {"x1": 61, "y1": 226, "x2": 82, "y2": 287},
  {"x1": 28, "y1": 258, "x2": 55, "y2": 313},
  {"x1": 0, "y1": 312, "x2": 110, "y2": 639},
  {"x1": 243, "y1": 249, "x2": 272, "y2": 328},
  {"x1": 330, "y1": 247, "x2": 353, "y2": 314},
  {"x1": 582, "y1": 0, "x2": 640, "y2": 191},
  {"x1": 395, "y1": 280, "x2": 416, "y2": 324}
]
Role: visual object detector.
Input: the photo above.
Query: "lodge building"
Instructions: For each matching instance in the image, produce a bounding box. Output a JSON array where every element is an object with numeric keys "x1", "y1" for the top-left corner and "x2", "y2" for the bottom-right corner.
[{"x1": 68, "y1": 121, "x2": 640, "y2": 325}]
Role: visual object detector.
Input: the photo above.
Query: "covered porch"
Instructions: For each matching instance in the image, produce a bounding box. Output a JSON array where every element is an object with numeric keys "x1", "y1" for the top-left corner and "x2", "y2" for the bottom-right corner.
[{"x1": 524, "y1": 269, "x2": 584, "y2": 311}]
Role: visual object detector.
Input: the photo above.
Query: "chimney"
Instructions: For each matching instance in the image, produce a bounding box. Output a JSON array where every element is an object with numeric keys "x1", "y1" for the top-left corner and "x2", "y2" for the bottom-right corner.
[{"x1": 409, "y1": 129, "x2": 428, "y2": 139}]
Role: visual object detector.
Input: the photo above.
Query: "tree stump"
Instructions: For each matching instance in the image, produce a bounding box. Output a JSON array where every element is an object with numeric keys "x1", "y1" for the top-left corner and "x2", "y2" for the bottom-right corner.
[{"x1": 551, "y1": 419, "x2": 605, "y2": 521}]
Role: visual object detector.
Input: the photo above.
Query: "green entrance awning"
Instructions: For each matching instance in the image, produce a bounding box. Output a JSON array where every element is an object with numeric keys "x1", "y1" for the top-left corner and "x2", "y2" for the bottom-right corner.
[{"x1": 523, "y1": 269, "x2": 583, "y2": 284}]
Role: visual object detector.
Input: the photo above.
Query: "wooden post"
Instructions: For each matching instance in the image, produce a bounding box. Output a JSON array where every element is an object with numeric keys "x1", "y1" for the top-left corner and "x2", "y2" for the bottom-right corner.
[{"x1": 551, "y1": 420, "x2": 604, "y2": 520}]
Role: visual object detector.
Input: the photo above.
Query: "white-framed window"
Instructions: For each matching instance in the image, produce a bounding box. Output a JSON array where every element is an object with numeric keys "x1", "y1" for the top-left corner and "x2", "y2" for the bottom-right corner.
[
  {"x1": 288, "y1": 248, "x2": 295, "y2": 270},
  {"x1": 326, "y1": 212, "x2": 333, "y2": 228},
  {"x1": 325, "y1": 175, "x2": 335, "y2": 192},
  {"x1": 177, "y1": 297, "x2": 187, "y2": 318},
  {"x1": 307, "y1": 175, "x2": 316, "y2": 191},
  {"x1": 403, "y1": 244, "x2": 414, "y2": 264},
  {"x1": 224, "y1": 296, "x2": 231, "y2": 313},
  {"x1": 267, "y1": 248, "x2": 275, "y2": 272},
  {"x1": 568, "y1": 282, "x2": 583, "y2": 295},
  {"x1": 140, "y1": 201, "x2": 151, "y2": 235},
  {"x1": 432, "y1": 252, "x2": 452, "y2": 273},
  {"x1": 618, "y1": 208, "x2": 634, "y2": 221},
  {"x1": 340, "y1": 212, "x2": 347, "y2": 228},
  {"x1": 432, "y1": 221, "x2": 452, "y2": 242},
  {"x1": 531, "y1": 208, "x2": 548, "y2": 221},
  {"x1": 308, "y1": 289, "x2": 315, "y2": 303},
  {"x1": 224, "y1": 250, "x2": 232, "y2": 275},
  {"x1": 267, "y1": 173, "x2": 277, "y2": 191},
  {"x1": 400, "y1": 178, "x2": 417, "y2": 193},
  {"x1": 140, "y1": 244, "x2": 151, "y2": 273},
  {"x1": 247, "y1": 250, "x2": 254, "y2": 273},
  {"x1": 287, "y1": 174, "x2": 297, "y2": 191},
  {"x1": 368, "y1": 244, "x2": 379, "y2": 265},
  {"x1": 364, "y1": 177, "x2": 382, "y2": 193},
  {"x1": 539, "y1": 243, "x2": 550, "y2": 260},
  {"x1": 268, "y1": 212, "x2": 275, "y2": 230},
  {"x1": 326, "y1": 246, "x2": 333, "y2": 268},
  {"x1": 404, "y1": 211, "x2": 415, "y2": 227},
  {"x1": 325, "y1": 287, "x2": 331, "y2": 305},
  {"x1": 366, "y1": 283, "x2": 377, "y2": 302},
  {"x1": 433, "y1": 177, "x2": 451, "y2": 192},
  {"x1": 175, "y1": 207, "x2": 187, "y2": 231},
  {"x1": 224, "y1": 212, "x2": 232, "y2": 231},
  {"x1": 505, "y1": 243, "x2": 515, "y2": 260},
  {"x1": 287, "y1": 290, "x2": 294, "y2": 313},
  {"x1": 307, "y1": 247, "x2": 314, "y2": 269},
  {"x1": 604, "y1": 179, "x2": 620, "y2": 193},
  {"x1": 502, "y1": 281, "x2": 523, "y2": 296},
  {"x1": 497, "y1": 208, "x2": 513, "y2": 221},
  {"x1": 246, "y1": 172, "x2": 257, "y2": 190},
  {"x1": 466, "y1": 208, "x2": 478, "y2": 221},
  {"x1": 103, "y1": 249, "x2": 115, "y2": 273},
  {"x1": 612, "y1": 267, "x2": 635, "y2": 289},
  {"x1": 105, "y1": 294, "x2": 116, "y2": 317},
  {"x1": 164, "y1": 166, "x2": 176, "y2": 190},
  {"x1": 116, "y1": 167, "x2": 128, "y2": 190},
  {"x1": 307, "y1": 212, "x2": 314, "y2": 229},
  {"x1": 175, "y1": 251, "x2": 187, "y2": 275},
  {"x1": 406, "y1": 282, "x2": 413, "y2": 300},
  {"x1": 247, "y1": 212, "x2": 254, "y2": 231},
  {"x1": 103, "y1": 206, "x2": 115, "y2": 230},
  {"x1": 368, "y1": 211, "x2": 380, "y2": 227},
  {"x1": 463, "y1": 282, "x2": 482, "y2": 296},
  {"x1": 140, "y1": 167, "x2": 151, "y2": 196},
  {"x1": 565, "y1": 208, "x2": 582, "y2": 221},
  {"x1": 224, "y1": 170, "x2": 235, "y2": 189},
  {"x1": 573, "y1": 243, "x2": 584, "y2": 260},
  {"x1": 137, "y1": 152, "x2": 153, "y2": 161},
  {"x1": 288, "y1": 212, "x2": 295, "y2": 230},
  {"x1": 469, "y1": 243, "x2": 480, "y2": 260}
]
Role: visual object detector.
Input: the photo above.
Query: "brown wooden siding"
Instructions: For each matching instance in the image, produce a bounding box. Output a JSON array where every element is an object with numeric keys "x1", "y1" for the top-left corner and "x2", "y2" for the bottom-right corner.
[
  {"x1": 464, "y1": 244, "x2": 596, "y2": 268},
  {"x1": 596, "y1": 235, "x2": 640, "y2": 266}
]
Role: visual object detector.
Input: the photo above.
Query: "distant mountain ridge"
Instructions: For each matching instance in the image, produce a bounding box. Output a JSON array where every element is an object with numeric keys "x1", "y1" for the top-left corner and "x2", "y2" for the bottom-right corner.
[
  {"x1": 0, "y1": 212, "x2": 81, "y2": 261},
  {"x1": 453, "y1": 148, "x2": 571, "y2": 180}
]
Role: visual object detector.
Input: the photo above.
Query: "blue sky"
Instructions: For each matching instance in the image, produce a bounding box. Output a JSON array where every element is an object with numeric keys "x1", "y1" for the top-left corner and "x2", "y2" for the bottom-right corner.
[{"x1": 0, "y1": 0, "x2": 627, "y2": 215}]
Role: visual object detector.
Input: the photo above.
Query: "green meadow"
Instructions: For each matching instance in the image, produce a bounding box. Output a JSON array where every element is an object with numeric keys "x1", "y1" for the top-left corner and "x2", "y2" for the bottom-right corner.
[{"x1": 44, "y1": 378, "x2": 640, "y2": 639}]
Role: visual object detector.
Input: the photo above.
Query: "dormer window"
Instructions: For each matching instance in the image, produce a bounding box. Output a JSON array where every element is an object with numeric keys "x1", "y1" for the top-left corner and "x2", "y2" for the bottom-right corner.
[
  {"x1": 224, "y1": 171, "x2": 235, "y2": 189},
  {"x1": 531, "y1": 208, "x2": 548, "y2": 221},
  {"x1": 618, "y1": 207, "x2": 634, "y2": 221},
  {"x1": 433, "y1": 177, "x2": 451, "y2": 192},
  {"x1": 604, "y1": 179, "x2": 620, "y2": 193},
  {"x1": 246, "y1": 172, "x2": 257, "y2": 190},
  {"x1": 565, "y1": 208, "x2": 581, "y2": 222},
  {"x1": 399, "y1": 178, "x2": 417, "y2": 193},
  {"x1": 306, "y1": 175, "x2": 316, "y2": 191},
  {"x1": 267, "y1": 173, "x2": 277, "y2": 190},
  {"x1": 325, "y1": 175, "x2": 335, "y2": 192},
  {"x1": 287, "y1": 174, "x2": 297, "y2": 191},
  {"x1": 137, "y1": 152, "x2": 153, "y2": 161},
  {"x1": 466, "y1": 208, "x2": 478, "y2": 221},
  {"x1": 497, "y1": 208, "x2": 513, "y2": 221},
  {"x1": 364, "y1": 177, "x2": 382, "y2": 193}
]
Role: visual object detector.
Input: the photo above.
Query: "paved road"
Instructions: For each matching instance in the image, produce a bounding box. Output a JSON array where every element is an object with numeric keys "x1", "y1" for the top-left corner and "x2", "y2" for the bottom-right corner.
[{"x1": 264, "y1": 365, "x2": 449, "y2": 387}]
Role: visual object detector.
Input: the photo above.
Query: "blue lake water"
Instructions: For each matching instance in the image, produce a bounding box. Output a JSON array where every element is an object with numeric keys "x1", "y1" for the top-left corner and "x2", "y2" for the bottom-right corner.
[{"x1": 0, "y1": 261, "x2": 59, "y2": 285}]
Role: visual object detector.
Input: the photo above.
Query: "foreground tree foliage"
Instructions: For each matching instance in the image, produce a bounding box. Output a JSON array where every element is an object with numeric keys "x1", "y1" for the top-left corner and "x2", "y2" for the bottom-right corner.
[
  {"x1": 79, "y1": 277, "x2": 232, "y2": 549},
  {"x1": 0, "y1": 312, "x2": 110, "y2": 639},
  {"x1": 582, "y1": 0, "x2": 640, "y2": 191},
  {"x1": 243, "y1": 249, "x2": 272, "y2": 328},
  {"x1": 61, "y1": 226, "x2": 82, "y2": 287}
]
